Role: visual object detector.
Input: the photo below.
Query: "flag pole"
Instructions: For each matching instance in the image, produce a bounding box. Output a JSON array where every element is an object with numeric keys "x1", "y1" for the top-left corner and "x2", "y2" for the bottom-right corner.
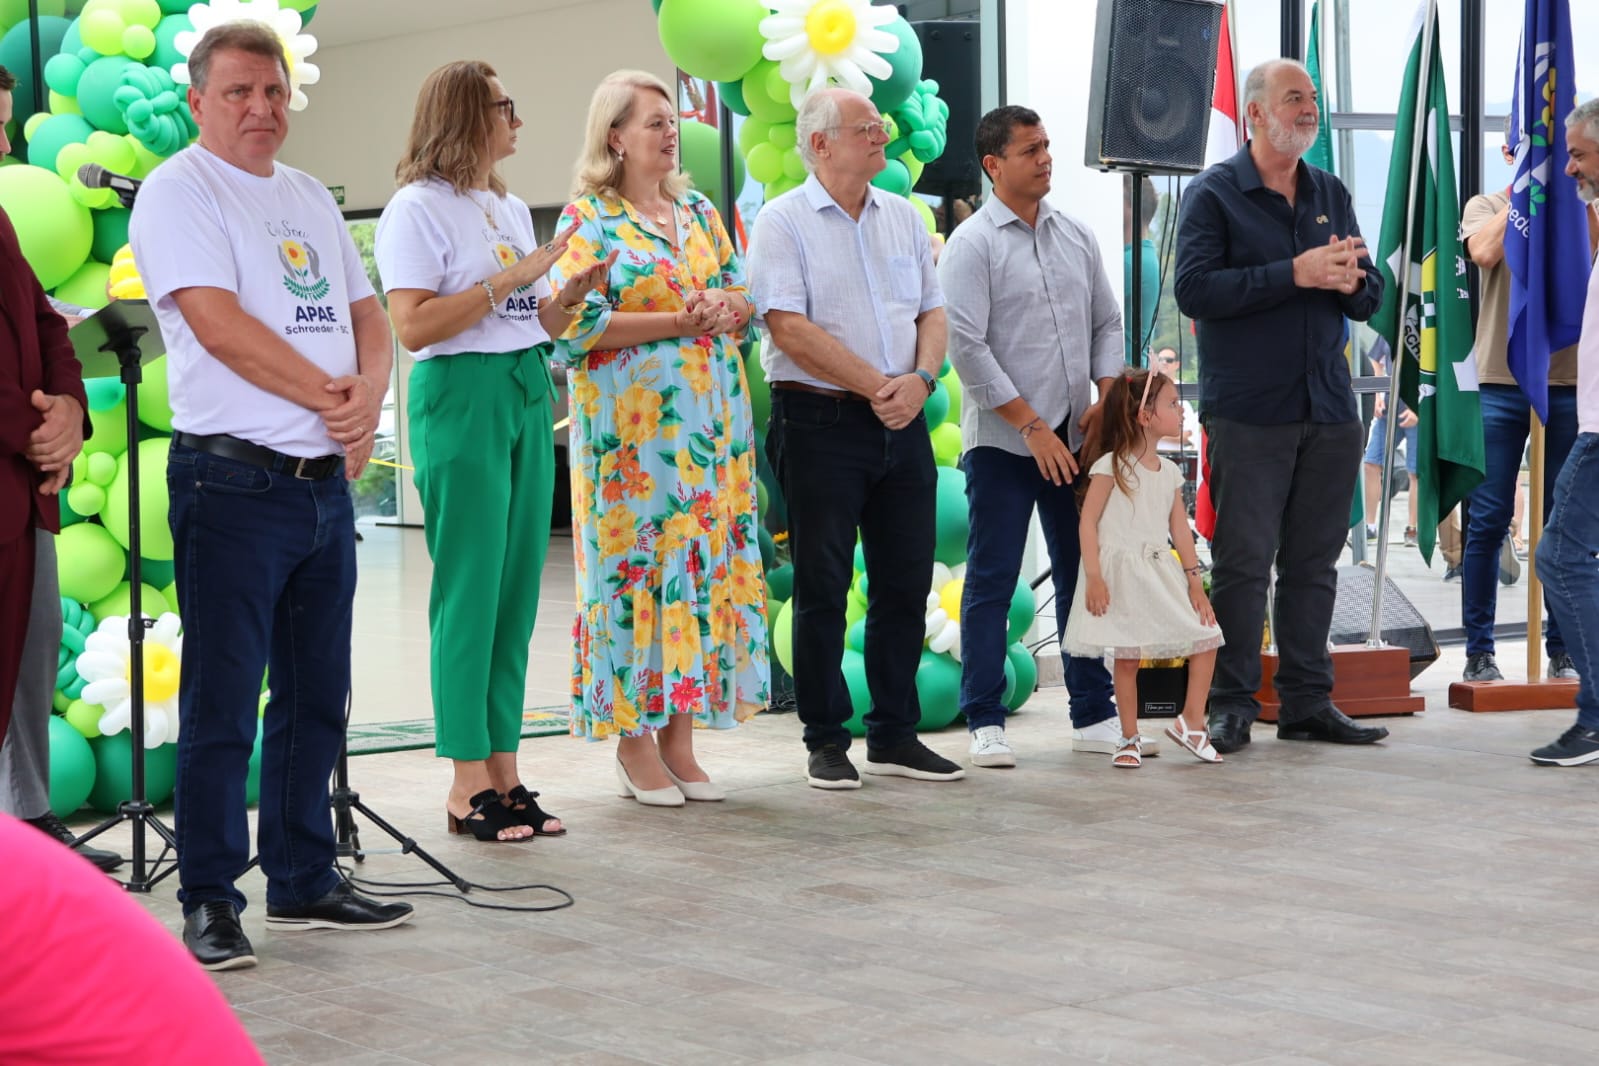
[
  {"x1": 1369, "y1": 0, "x2": 1437, "y2": 647},
  {"x1": 1526, "y1": 418, "x2": 1546, "y2": 679}
]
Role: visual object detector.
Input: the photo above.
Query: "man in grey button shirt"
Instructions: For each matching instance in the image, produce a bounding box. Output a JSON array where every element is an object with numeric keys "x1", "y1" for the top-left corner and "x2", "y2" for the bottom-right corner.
[
  {"x1": 939, "y1": 105, "x2": 1140, "y2": 768},
  {"x1": 750, "y1": 87, "x2": 963, "y2": 791}
]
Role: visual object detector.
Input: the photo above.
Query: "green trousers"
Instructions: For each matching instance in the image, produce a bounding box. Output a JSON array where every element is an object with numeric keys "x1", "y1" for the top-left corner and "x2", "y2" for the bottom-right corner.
[{"x1": 409, "y1": 346, "x2": 554, "y2": 760}]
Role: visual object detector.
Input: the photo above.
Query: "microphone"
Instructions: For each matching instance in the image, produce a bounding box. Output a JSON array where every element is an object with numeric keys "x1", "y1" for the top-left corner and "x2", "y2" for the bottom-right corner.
[{"x1": 77, "y1": 163, "x2": 143, "y2": 202}]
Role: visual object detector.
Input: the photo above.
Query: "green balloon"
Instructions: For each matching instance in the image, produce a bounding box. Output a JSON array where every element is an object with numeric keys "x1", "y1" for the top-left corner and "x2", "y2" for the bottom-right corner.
[
  {"x1": 88, "y1": 580, "x2": 167, "y2": 624},
  {"x1": 151, "y1": 13, "x2": 192, "y2": 74},
  {"x1": 911, "y1": 196, "x2": 937, "y2": 234},
  {"x1": 746, "y1": 141, "x2": 783, "y2": 186},
  {"x1": 1007, "y1": 580, "x2": 1037, "y2": 643},
  {"x1": 940, "y1": 368, "x2": 963, "y2": 423},
  {"x1": 245, "y1": 718, "x2": 263, "y2": 806},
  {"x1": 679, "y1": 118, "x2": 745, "y2": 205},
  {"x1": 929, "y1": 421, "x2": 961, "y2": 468},
  {"x1": 135, "y1": 356, "x2": 172, "y2": 430},
  {"x1": 102, "y1": 436, "x2": 173, "y2": 559},
  {"x1": 743, "y1": 59, "x2": 797, "y2": 124},
  {"x1": 870, "y1": 159, "x2": 911, "y2": 197},
  {"x1": 138, "y1": 555, "x2": 174, "y2": 590},
  {"x1": 846, "y1": 618, "x2": 866, "y2": 653},
  {"x1": 845, "y1": 587, "x2": 866, "y2": 629},
  {"x1": 772, "y1": 597, "x2": 794, "y2": 674},
  {"x1": 84, "y1": 378, "x2": 124, "y2": 412},
  {"x1": 88, "y1": 732, "x2": 176, "y2": 813},
  {"x1": 0, "y1": 17, "x2": 71, "y2": 127},
  {"x1": 56, "y1": 522, "x2": 127, "y2": 604},
  {"x1": 86, "y1": 450, "x2": 117, "y2": 484},
  {"x1": 716, "y1": 77, "x2": 749, "y2": 116},
  {"x1": 922, "y1": 377, "x2": 949, "y2": 425},
  {"x1": 841, "y1": 648, "x2": 871, "y2": 737},
  {"x1": 83, "y1": 398, "x2": 129, "y2": 457},
  {"x1": 744, "y1": 344, "x2": 770, "y2": 427},
  {"x1": 866, "y1": 16, "x2": 924, "y2": 112},
  {"x1": 766, "y1": 562, "x2": 793, "y2": 603},
  {"x1": 54, "y1": 260, "x2": 111, "y2": 310},
  {"x1": 64, "y1": 699, "x2": 102, "y2": 739},
  {"x1": 0, "y1": 162, "x2": 94, "y2": 289},
  {"x1": 933, "y1": 466, "x2": 969, "y2": 566},
  {"x1": 736, "y1": 116, "x2": 771, "y2": 157},
  {"x1": 48, "y1": 713, "x2": 97, "y2": 817},
  {"x1": 657, "y1": 0, "x2": 767, "y2": 83},
  {"x1": 21, "y1": 112, "x2": 93, "y2": 173},
  {"x1": 2, "y1": 0, "x2": 67, "y2": 25},
  {"x1": 91, "y1": 205, "x2": 131, "y2": 264},
  {"x1": 757, "y1": 525, "x2": 775, "y2": 570},
  {"x1": 65, "y1": 481, "x2": 106, "y2": 517},
  {"x1": 914, "y1": 649, "x2": 963, "y2": 731},
  {"x1": 76, "y1": 55, "x2": 141, "y2": 135},
  {"x1": 1005, "y1": 643, "x2": 1037, "y2": 712},
  {"x1": 1001, "y1": 656, "x2": 1017, "y2": 706},
  {"x1": 768, "y1": 122, "x2": 797, "y2": 151},
  {"x1": 161, "y1": 581, "x2": 178, "y2": 615}
]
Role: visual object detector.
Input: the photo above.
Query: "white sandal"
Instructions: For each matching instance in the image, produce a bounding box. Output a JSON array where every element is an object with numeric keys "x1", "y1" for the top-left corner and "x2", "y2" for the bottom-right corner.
[
  {"x1": 1112, "y1": 735, "x2": 1142, "y2": 768},
  {"x1": 1164, "y1": 719, "x2": 1223, "y2": 763}
]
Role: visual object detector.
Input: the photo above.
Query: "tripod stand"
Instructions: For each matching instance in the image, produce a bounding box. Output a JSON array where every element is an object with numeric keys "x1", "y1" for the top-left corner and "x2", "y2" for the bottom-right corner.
[
  {"x1": 68, "y1": 301, "x2": 178, "y2": 891},
  {"x1": 329, "y1": 738, "x2": 471, "y2": 893}
]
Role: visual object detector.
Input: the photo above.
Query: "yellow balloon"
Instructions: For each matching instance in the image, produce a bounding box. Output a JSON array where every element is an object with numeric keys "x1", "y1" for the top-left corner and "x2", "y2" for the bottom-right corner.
[
  {"x1": 939, "y1": 576, "x2": 964, "y2": 622},
  {"x1": 142, "y1": 643, "x2": 181, "y2": 704}
]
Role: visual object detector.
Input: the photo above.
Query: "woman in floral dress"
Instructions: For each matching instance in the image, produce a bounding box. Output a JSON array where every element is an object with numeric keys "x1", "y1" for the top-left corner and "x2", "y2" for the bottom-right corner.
[{"x1": 551, "y1": 70, "x2": 768, "y2": 807}]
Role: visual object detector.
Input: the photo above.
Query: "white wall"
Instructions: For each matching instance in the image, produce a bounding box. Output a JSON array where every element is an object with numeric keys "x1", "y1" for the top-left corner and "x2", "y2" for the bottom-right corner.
[
  {"x1": 1004, "y1": 0, "x2": 1127, "y2": 307},
  {"x1": 284, "y1": 0, "x2": 674, "y2": 212}
]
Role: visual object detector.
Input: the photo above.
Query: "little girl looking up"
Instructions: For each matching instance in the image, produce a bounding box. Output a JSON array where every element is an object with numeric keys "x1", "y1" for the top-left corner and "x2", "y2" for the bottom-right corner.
[{"x1": 1063, "y1": 369, "x2": 1225, "y2": 768}]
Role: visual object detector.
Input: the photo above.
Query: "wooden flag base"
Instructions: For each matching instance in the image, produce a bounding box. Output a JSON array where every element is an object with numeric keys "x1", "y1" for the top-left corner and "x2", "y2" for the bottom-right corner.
[
  {"x1": 1448, "y1": 679, "x2": 1577, "y2": 712},
  {"x1": 1254, "y1": 644, "x2": 1425, "y2": 723}
]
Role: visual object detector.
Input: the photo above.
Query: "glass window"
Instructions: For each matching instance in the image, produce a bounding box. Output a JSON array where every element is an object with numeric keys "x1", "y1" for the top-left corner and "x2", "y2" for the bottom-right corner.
[
  {"x1": 1484, "y1": 1, "x2": 1599, "y2": 118},
  {"x1": 344, "y1": 217, "x2": 398, "y2": 522}
]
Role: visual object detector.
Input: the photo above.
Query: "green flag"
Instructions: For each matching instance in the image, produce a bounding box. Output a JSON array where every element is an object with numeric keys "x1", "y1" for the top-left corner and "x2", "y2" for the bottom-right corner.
[
  {"x1": 1370, "y1": 1, "x2": 1483, "y2": 564},
  {"x1": 1304, "y1": 1, "x2": 1334, "y2": 172}
]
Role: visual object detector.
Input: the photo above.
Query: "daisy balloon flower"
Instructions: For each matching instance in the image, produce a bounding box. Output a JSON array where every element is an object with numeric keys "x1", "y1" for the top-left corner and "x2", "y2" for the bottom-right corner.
[
  {"x1": 759, "y1": 0, "x2": 901, "y2": 109},
  {"x1": 172, "y1": 0, "x2": 321, "y2": 110},
  {"x1": 76, "y1": 613, "x2": 184, "y2": 748}
]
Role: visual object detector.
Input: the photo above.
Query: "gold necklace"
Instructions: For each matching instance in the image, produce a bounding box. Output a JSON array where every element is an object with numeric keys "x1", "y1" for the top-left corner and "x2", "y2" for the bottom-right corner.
[{"x1": 470, "y1": 189, "x2": 495, "y2": 229}]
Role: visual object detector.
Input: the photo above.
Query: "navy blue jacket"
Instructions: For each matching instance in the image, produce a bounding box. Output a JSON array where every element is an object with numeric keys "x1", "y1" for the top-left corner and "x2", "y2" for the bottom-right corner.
[{"x1": 1175, "y1": 144, "x2": 1383, "y2": 425}]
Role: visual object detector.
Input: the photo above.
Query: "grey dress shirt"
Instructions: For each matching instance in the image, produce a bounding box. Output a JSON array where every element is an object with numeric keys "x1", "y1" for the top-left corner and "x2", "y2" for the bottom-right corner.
[{"x1": 938, "y1": 195, "x2": 1126, "y2": 456}]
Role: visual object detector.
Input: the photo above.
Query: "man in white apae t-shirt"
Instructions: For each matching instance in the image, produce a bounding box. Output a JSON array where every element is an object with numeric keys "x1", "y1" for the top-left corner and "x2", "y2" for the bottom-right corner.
[{"x1": 128, "y1": 22, "x2": 411, "y2": 973}]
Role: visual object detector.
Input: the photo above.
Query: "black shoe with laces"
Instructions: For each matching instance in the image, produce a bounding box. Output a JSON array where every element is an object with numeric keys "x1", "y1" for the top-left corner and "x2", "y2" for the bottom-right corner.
[
  {"x1": 1463, "y1": 651, "x2": 1503, "y2": 682},
  {"x1": 1547, "y1": 653, "x2": 1580, "y2": 681},
  {"x1": 183, "y1": 900, "x2": 257, "y2": 971},
  {"x1": 806, "y1": 744, "x2": 861, "y2": 790},
  {"x1": 264, "y1": 880, "x2": 413, "y2": 931},
  {"x1": 24, "y1": 812, "x2": 124, "y2": 873},
  {"x1": 864, "y1": 738, "x2": 966, "y2": 781},
  {"x1": 1529, "y1": 724, "x2": 1599, "y2": 766}
]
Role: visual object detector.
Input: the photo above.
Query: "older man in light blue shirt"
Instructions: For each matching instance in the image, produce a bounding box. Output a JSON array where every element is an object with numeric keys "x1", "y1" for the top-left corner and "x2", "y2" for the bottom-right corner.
[
  {"x1": 749, "y1": 87, "x2": 959, "y2": 791},
  {"x1": 939, "y1": 104, "x2": 1140, "y2": 769}
]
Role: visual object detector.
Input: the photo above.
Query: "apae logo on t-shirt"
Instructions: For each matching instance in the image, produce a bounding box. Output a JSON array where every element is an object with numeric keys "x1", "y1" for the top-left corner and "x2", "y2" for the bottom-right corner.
[
  {"x1": 278, "y1": 238, "x2": 331, "y2": 301},
  {"x1": 492, "y1": 241, "x2": 538, "y2": 319}
]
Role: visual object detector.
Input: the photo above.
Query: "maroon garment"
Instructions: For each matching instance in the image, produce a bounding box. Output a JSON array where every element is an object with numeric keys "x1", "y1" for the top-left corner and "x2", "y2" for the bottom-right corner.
[{"x1": 0, "y1": 205, "x2": 93, "y2": 746}]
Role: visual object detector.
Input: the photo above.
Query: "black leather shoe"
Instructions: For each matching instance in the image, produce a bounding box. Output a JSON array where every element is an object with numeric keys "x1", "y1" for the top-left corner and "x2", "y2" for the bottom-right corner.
[
  {"x1": 1277, "y1": 705, "x2": 1389, "y2": 744},
  {"x1": 1207, "y1": 711, "x2": 1253, "y2": 754},
  {"x1": 24, "y1": 812, "x2": 124, "y2": 873},
  {"x1": 183, "y1": 900, "x2": 257, "y2": 971},
  {"x1": 264, "y1": 880, "x2": 414, "y2": 931}
]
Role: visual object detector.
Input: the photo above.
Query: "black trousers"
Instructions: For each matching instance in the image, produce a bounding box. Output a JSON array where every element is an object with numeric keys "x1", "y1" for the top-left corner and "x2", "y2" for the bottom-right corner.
[
  {"x1": 1204, "y1": 416, "x2": 1363, "y2": 722},
  {"x1": 766, "y1": 391, "x2": 936, "y2": 751}
]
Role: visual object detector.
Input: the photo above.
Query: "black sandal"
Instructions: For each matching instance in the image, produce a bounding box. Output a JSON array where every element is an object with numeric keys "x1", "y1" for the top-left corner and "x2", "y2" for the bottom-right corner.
[
  {"x1": 504, "y1": 785, "x2": 566, "y2": 836},
  {"x1": 446, "y1": 788, "x2": 532, "y2": 842}
]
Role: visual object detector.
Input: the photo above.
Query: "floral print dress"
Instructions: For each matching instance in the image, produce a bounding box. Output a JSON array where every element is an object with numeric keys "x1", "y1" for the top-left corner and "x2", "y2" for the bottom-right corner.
[{"x1": 550, "y1": 190, "x2": 769, "y2": 739}]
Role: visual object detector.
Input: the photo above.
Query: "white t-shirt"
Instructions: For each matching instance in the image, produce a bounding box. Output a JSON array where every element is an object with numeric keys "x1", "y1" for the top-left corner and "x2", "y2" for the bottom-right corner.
[
  {"x1": 130, "y1": 146, "x2": 375, "y2": 456},
  {"x1": 374, "y1": 178, "x2": 552, "y2": 359},
  {"x1": 1580, "y1": 248, "x2": 1599, "y2": 434}
]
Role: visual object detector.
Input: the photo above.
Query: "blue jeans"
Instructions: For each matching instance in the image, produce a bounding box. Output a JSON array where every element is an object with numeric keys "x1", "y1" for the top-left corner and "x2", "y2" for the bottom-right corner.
[
  {"x1": 1464, "y1": 384, "x2": 1577, "y2": 656},
  {"x1": 958, "y1": 447, "x2": 1114, "y2": 731},
  {"x1": 1535, "y1": 433, "x2": 1599, "y2": 731},
  {"x1": 766, "y1": 391, "x2": 935, "y2": 752},
  {"x1": 1362, "y1": 410, "x2": 1418, "y2": 474},
  {"x1": 167, "y1": 442, "x2": 356, "y2": 915}
]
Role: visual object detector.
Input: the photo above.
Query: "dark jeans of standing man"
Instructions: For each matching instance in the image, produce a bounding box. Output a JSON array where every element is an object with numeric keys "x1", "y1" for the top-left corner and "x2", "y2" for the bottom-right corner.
[
  {"x1": 1205, "y1": 417, "x2": 1363, "y2": 721},
  {"x1": 766, "y1": 390, "x2": 936, "y2": 752},
  {"x1": 167, "y1": 441, "x2": 355, "y2": 916},
  {"x1": 1464, "y1": 383, "x2": 1577, "y2": 657},
  {"x1": 1535, "y1": 434, "x2": 1599, "y2": 733},
  {"x1": 958, "y1": 446, "x2": 1115, "y2": 731}
]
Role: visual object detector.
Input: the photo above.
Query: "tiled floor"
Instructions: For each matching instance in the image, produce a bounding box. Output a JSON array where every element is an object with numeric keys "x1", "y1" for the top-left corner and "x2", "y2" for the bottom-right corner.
[{"x1": 76, "y1": 522, "x2": 1599, "y2": 1065}]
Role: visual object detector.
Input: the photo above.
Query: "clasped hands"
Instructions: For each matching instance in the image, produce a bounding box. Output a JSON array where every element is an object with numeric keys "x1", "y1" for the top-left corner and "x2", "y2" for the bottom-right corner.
[
  {"x1": 26, "y1": 390, "x2": 85, "y2": 495},
  {"x1": 321, "y1": 373, "x2": 385, "y2": 480},
  {"x1": 1293, "y1": 234, "x2": 1367, "y2": 295},
  {"x1": 675, "y1": 289, "x2": 747, "y2": 339}
]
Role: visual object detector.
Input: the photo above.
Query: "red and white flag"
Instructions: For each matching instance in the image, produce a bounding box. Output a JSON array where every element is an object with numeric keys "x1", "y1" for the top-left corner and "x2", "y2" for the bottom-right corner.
[{"x1": 1193, "y1": 1, "x2": 1239, "y2": 542}]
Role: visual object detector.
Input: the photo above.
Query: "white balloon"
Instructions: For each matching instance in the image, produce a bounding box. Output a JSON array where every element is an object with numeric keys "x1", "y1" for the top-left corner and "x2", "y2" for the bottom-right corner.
[
  {"x1": 923, "y1": 608, "x2": 948, "y2": 639},
  {"x1": 925, "y1": 591, "x2": 941, "y2": 611},
  {"x1": 928, "y1": 620, "x2": 959, "y2": 655},
  {"x1": 947, "y1": 632, "x2": 963, "y2": 663},
  {"x1": 931, "y1": 562, "x2": 953, "y2": 590}
]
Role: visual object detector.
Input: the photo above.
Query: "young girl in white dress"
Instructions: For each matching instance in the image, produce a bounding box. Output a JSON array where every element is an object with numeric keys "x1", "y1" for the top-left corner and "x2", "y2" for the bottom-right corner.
[{"x1": 1063, "y1": 369, "x2": 1225, "y2": 768}]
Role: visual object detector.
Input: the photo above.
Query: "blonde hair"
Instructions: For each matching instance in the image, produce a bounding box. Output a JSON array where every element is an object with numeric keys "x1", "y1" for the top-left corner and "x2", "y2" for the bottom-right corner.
[
  {"x1": 571, "y1": 69, "x2": 690, "y2": 202},
  {"x1": 394, "y1": 60, "x2": 505, "y2": 196}
]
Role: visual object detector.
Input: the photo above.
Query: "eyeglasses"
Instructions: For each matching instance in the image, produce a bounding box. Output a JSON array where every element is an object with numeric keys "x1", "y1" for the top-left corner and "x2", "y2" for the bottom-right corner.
[
  {"x1": 491, "y1": 98, "x2": 517, "y2": 124},
  {"x1": 1158, "y1": 357, "x2": 1179, "y2": 366},
  {"x1": 827, "y1": 120, "x2": 889, "y2": 140}
]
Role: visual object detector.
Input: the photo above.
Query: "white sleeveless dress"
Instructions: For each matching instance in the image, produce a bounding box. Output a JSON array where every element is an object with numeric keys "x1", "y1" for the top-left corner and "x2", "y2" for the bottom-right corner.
[{"x1": 1061, "y1": 453, "x2": 1225, "y2": 661}]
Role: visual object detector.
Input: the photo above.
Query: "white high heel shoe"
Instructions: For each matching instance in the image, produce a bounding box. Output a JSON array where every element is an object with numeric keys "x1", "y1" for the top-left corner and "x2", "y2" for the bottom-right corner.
[
  {"x1": 615, "y1": 758, "x2": 685, "y2": 807},
  {"x1": 662, "y1": 764, "x2": 726, "y2": 802}
]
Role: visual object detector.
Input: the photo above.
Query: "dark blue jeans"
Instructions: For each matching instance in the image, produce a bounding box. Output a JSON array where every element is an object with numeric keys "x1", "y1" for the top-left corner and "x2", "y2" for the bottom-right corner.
[
  {"x1": 958, "y1": 446, "x2": 1114, "y2": 731},
  {"x1": 1204, "y1": 417, "x2": 1363, "y2": 722},
  {"x1": 766, "y1": 391, "x2": 935, "y2": 752},
  {"x1": 1535, "y1": 434, "x2": 1599, "y2": 731},
  {"x1": 1463, "y1": 383, "x2": 1577, "y2": 656},
  {"x1": 168, "y1": 442, "x2": 355, "y2": 915}
]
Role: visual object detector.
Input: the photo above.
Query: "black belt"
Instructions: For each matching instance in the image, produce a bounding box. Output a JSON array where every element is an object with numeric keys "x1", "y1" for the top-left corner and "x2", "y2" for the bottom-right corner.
[
  {"x1": 771, "y1": 380, "x2": 870, "y2": 403},
  {"x1": 171, "y1": 431, "x2": 342, "y2": 481}
]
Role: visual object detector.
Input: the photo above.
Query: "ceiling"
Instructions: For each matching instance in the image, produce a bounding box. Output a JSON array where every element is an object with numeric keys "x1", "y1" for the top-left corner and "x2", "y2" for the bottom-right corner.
[{"x1": 306, "y1": 0, "x2": 586, "y2": 49}]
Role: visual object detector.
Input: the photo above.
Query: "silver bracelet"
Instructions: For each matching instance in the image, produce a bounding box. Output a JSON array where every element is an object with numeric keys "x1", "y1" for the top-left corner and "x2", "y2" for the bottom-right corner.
[{"x1": 479, "y1": 279, "x2": 496, "y2": 314}]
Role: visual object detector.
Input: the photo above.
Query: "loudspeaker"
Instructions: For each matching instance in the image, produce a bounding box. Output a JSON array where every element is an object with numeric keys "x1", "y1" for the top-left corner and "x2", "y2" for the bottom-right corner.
[
  {"x1": 1084, "y1": 0, "x2": 1224, "y2": 176},
  {"x1": 1327, "y1": 565, "x2": 1439, "y2": 679},
  {"x1": 911, "y1": 20, "x2": 982, "y2": 200}
]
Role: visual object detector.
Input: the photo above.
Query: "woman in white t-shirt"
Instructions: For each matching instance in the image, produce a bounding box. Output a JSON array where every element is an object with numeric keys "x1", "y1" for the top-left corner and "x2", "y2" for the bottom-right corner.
[{"x1": 376, "y1": 60, "x2": 609, "y2": 843}]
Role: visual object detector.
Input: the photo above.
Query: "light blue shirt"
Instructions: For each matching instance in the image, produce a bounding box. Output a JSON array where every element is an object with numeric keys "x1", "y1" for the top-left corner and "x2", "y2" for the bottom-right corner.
[{"x1": 748, "y1": 175, "x2": 942, "y2": 388}]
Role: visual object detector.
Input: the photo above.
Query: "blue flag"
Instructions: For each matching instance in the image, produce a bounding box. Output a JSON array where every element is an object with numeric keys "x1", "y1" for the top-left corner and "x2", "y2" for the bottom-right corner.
[{"x1": 1506, "y1": 0, "x2": 1588, "y2": 423}]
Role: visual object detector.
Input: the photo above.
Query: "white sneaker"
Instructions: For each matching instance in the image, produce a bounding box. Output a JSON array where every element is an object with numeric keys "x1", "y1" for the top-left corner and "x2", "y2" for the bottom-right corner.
[
  {"x1": 1071, "y1": 717, "x2": 1161, "y2": 756},
  {"x1": 968, "y1": 725, "x2": 1016, "y2": 768}
]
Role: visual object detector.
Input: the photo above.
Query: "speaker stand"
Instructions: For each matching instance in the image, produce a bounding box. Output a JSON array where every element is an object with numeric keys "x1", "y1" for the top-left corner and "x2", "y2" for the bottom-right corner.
[
  {"x1": 1254, "y1": 645, "x2": 1424, "y2": 723},
  {"x1": 1447, "y1": 680, "x2": 1577, "y2": 713}
]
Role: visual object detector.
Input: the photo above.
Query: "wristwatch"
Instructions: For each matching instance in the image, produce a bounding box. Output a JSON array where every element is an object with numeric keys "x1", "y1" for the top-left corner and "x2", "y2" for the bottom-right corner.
[{"x1": 913, "y1": 368, "x2": 937, "y2": 394}]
